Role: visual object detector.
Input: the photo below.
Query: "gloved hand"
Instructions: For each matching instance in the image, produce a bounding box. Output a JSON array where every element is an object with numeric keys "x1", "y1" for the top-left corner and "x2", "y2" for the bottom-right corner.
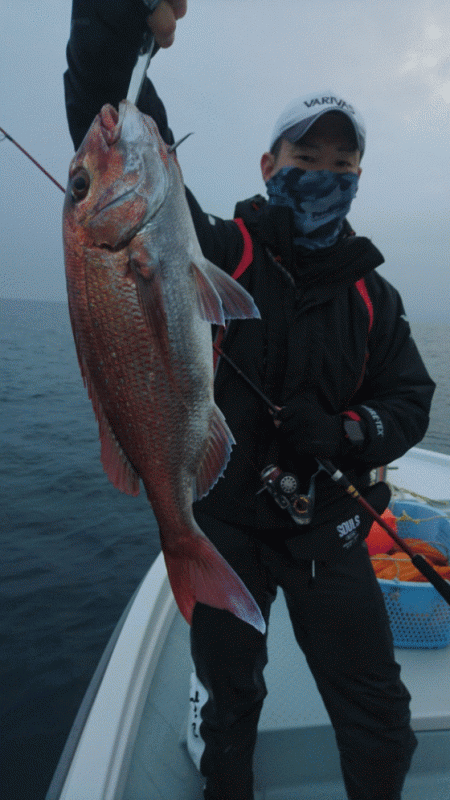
[
  {"x1": 145, "y1": 0, "x2": 187, "y2": 48},
  {"x1": 275, "y1": 395, "x2": 346, "y2": 460}
]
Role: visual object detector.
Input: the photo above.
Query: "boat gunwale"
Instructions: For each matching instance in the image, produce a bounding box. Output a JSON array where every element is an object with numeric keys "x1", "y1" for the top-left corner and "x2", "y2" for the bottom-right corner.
[{"x1": 46, "y1": 552, "x2": 176, "y2": 800}]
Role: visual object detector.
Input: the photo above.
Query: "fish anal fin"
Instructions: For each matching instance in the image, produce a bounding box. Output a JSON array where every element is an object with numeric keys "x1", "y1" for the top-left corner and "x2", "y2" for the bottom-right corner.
[
  {"x1": 194, "y1": 406, "x2": 234, "y2": 500},
  {"x1": 98, "y1": 410, "x2": 141, "y2": 496},
  {"x1": 162, "y1": 529, "x2": 266, "y2": 634},
  {"x1": 83, "y1": 364, "x2": 140, "y2": 496}
]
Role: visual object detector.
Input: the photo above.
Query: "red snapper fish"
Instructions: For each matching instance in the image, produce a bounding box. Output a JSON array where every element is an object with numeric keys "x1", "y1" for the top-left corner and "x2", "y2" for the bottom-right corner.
[{"x1": 63, "y1": 101, "x2": 264, "y2": 633}]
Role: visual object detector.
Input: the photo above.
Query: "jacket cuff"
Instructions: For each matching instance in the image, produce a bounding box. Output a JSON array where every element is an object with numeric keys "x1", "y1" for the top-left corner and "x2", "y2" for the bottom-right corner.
[
  {"x1": 341, "y1": 410, "x2": 367, "y2": 449},
  {"x1": 347, "y1": 405, "x2": 388, "y2": 453}
]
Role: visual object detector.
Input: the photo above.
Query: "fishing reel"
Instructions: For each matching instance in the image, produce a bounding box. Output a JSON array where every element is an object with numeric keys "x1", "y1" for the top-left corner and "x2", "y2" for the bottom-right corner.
[{"x1": 259, "y1": 465, "x2": 315, "y2": 525}]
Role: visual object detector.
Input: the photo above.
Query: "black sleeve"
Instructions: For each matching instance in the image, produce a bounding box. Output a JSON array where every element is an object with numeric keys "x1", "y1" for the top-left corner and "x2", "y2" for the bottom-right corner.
[
  {"x1": 64, "y1": 0, "x2": 150, "y2": 149},
  {"x1": 348, "y1": 277, "x2": 436, "y2": 468},
  {"x1": 63, "y1": 0, "x2": 248, "y2": 277}
]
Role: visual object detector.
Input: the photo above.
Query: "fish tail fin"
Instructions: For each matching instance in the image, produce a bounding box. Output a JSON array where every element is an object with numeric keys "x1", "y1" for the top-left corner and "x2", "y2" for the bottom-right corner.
[{"x1": 162, "y1": 529, "x2": 266, "y2": 634}]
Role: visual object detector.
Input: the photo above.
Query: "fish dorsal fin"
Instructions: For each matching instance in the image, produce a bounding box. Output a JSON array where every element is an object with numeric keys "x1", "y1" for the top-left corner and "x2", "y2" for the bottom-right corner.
[
  {"x1": 192, "y1": 259, "x2": 260, "y2": 324},
  {"x1": 81, "y1": 357, "x2": 140, "y2": 496},
  {"x1": 194, "y1": 405, "x2": 235, "y2": 501}
]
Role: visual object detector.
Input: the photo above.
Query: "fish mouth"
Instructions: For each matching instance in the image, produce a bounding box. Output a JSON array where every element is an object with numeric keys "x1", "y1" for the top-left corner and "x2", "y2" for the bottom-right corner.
[
  {"x1": 94, "y1": 101, "x2": 169, "y2": 222},
  {"x1": 99, "y1": 104, "x2": 121, "y2": 146}
]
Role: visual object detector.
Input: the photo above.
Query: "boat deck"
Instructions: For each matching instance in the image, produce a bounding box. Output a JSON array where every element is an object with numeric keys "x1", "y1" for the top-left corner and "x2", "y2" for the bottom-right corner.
[{"x1": 123, "y1": 587, "x2": 450, "y2": 800}]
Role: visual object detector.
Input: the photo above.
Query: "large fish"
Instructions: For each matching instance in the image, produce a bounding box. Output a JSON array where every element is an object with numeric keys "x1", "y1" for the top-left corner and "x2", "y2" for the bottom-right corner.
[{"x1": 63, "y1": 101, "x2": 265, "y2": 633}]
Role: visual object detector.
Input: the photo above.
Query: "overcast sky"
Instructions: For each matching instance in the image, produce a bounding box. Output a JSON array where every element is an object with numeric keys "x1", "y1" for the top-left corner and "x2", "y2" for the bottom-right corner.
[{"x1": 1, "y1": 0, "x2": 450, "y2": 320}]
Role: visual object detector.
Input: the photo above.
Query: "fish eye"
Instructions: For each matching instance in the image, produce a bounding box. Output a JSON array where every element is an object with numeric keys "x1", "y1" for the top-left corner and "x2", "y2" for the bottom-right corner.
[{"x1": 71, "y1": 169, "x2": 90, "y2": 201}]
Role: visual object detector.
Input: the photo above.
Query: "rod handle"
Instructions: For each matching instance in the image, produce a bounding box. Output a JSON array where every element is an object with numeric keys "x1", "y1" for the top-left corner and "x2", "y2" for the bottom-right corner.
[{"x1": 411, "y1": 555, "x2": 450, "y2": 603}]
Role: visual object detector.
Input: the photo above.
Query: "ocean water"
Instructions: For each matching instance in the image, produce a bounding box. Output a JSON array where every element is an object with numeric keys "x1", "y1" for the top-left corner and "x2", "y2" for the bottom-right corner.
[{"x1": 1, "y1": 298, "x2": 449, "y2": 800}]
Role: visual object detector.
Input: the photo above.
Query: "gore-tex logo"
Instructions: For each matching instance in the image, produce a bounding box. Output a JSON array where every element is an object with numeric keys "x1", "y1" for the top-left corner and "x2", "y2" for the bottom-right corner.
[
  {"x1": 304, "y1": 96, "x2": 356, "y2": 115},
  {"x1": 361, "y1": 405, "x2": 384, "y2": 437}
]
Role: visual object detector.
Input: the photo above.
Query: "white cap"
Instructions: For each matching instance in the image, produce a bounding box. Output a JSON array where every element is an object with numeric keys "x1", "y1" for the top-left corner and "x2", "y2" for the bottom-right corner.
[{"x1": 269, "y1": 90, "x2": 366, "y2": 156}]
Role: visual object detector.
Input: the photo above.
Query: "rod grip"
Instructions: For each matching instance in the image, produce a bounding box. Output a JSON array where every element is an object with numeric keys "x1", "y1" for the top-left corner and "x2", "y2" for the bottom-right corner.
[{"x1": 412, "y1": 555, "x2": 450, "y2": 603}]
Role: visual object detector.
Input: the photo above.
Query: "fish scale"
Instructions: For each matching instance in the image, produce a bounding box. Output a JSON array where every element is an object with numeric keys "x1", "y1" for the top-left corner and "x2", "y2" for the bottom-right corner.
[{"x1": 63, "y1": 100, "x2": 265, "y2": 633}]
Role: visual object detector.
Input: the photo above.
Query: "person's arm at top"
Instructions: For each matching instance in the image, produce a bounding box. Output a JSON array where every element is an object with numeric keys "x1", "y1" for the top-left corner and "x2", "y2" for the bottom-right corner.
[
  {"x1": 64, "y1": 0, "x2": 246, "y2": 273},
  {"x1": 64, "y1": 0, "x2": 186, "y2": 150}
]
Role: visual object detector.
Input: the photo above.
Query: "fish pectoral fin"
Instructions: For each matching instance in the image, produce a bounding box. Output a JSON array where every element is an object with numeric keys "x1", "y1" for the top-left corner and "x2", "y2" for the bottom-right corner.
[
  {"x1": 192, "y1": 260, "x2": 260, "y2": 324},
  {"x1": 191, "y1": 262, "x2": 225, "y2": 325},
  {"x1": 194, "y1": 406, "x2": 235, "y2": 500},
  {"x1": 194, "y1": 258, "x2": 261, "y2": 322},
  {"x1": 162, "y1": 529, "x2": 266, "y2": 634},
  {"x1": 133, "y1": 260, "x2": 176, "y2": 379},
  {"x1": 83, "y1": 365, "x2": 140, "y2": 496},
  {"x1": 132, "y1": 258, "x2": 168, "y2": 333}
]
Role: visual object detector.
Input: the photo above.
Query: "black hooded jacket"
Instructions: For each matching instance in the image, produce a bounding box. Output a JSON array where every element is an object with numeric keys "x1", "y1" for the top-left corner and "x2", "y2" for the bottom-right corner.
[
  {"x1": 183, "y1": 193, "x2": 435, "y2": 530},
  {"x1": 63, "y1": 0, "x2": 435, "y2": 542}
]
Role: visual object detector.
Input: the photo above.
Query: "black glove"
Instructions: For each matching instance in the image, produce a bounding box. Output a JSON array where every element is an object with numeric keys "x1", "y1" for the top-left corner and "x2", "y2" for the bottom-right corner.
[{"x1": 275, "y1": 395, "x2": 353, "y2": 461}]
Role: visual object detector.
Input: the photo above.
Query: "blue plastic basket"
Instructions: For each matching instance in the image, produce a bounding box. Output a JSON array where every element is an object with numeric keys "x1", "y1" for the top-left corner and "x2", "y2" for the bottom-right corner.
[{"x1": 376, "y1": 501, "x2": 450, "y2": 649}]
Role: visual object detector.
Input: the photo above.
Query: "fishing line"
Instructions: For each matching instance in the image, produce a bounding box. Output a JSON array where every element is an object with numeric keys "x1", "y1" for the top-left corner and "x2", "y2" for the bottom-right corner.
[{"x1": 0, "y1": 125, "x2": 193, "y2": 195}]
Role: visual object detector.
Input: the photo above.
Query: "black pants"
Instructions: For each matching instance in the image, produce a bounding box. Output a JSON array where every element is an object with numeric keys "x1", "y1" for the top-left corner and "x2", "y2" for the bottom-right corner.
[{"x1": 189, "y1": 512, "x2": 417, "y2": 800}]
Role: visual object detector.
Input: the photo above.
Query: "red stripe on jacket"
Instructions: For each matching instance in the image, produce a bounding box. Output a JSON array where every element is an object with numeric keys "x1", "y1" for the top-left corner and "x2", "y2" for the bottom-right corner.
[
  {"x1": 232, "y1": 218, "x2": 254, "y2": 279},
  {"x1": 213, "y1": 219, "x2": 254, "y2": 370},
  {"x1": 355, "y1": 278, "x2": 374, "y2": 332}
]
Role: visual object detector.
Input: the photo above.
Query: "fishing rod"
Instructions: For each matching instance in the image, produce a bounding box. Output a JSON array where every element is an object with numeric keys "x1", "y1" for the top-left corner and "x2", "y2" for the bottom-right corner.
[
  {"x1": 318, "y1": 459, "x2": 450, "y2": 603},
  {"x1": 213, "y1": 343, "x2": 279, "y2": 414},
  {"x1": 0, "y1": 126, "x2": 65, "y2": 193},
  {"x1": 213, "y1": 342, "x2": 450, "y2": 604},
  {"x1": 1, "y1": 3, "x2": 159, "y2": 192},
  {"x1": 1, "y1": 14, "x2": 164, "y2": 198}
]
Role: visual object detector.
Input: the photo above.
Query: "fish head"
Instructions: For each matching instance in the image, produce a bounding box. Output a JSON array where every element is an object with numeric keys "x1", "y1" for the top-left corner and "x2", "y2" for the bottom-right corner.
[{"x1": 63, "y1": 101, "x2": 170, "y2": 249}]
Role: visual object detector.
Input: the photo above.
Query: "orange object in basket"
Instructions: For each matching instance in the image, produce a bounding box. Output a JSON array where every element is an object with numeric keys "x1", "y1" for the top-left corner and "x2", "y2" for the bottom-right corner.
[
  {"x1": 366, "y1": 508, "x2": 398, "y2": 555},
  {"x1": 371, "y1": 536, "x2": 449, "y2": 582},
  {"x1": 394, "y1": 538, "x2": 448, "y2": 566},
  {"x1": 372, "y1": 557, "x2": 397, "y2": 580}
]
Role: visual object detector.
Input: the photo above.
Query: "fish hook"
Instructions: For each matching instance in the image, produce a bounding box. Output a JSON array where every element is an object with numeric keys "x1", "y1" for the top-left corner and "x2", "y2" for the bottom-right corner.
[{"x1": 167, "y1": 132, "x2": 194, "y2": 153}]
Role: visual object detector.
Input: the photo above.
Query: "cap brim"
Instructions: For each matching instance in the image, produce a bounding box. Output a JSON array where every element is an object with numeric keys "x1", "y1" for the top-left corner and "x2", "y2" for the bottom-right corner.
[{"x1": 281, "y1": 109, "x2": 364, "y2": 155}]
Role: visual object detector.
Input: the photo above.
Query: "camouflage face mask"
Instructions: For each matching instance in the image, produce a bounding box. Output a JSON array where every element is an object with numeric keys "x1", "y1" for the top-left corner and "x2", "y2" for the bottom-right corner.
[{"x1": 266, "y1": 167, "x2": 359, "y2": 250}]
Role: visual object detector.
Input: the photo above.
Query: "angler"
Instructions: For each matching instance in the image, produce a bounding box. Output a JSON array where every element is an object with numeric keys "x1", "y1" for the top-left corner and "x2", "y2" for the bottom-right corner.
[{"x1": 63, "y1": 3, "x2": 436, "y2": 800}]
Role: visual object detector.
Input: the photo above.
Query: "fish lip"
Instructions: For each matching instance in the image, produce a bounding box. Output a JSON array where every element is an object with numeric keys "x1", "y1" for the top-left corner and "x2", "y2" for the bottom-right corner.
[
  {"x1": 93, "y1": 101, "x2": 169, "y2": 223},
  {"x1": 99, "y1": 104, "x2": 122, "y2": 146}
]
